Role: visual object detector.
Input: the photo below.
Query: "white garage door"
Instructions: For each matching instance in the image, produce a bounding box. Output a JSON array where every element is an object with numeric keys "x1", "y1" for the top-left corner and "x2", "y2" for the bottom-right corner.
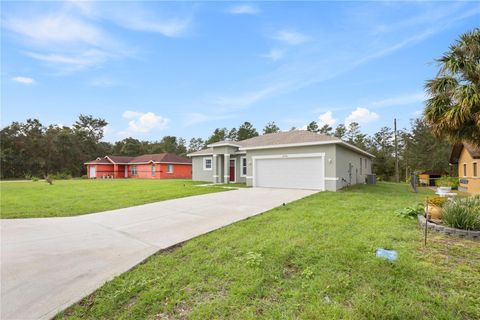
[{"x1": 253, "y1": 154, "x2": 325, "y2": 190}]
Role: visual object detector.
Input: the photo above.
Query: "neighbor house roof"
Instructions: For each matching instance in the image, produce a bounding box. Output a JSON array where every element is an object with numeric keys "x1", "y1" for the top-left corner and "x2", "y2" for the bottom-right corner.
[
  {"x1": 85, "y1": 157, "x2": 112, "y2": 164},
  {"x1": 190, "y1": 130, "x2": 374, "y2": 158},
  {"x1": 449, "y1": 143, "x2": 480, "y2": 164},
  {"x1": 85, "y1": 153, "x2": 191, "y2": 165}
]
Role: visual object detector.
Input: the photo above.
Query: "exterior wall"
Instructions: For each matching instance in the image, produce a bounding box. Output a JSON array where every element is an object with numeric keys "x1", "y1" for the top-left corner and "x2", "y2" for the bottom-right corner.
[
  {"x1": 192, "y1": 156, "x2": 214, "y2": 182},
  {"x1": 245, "y1": 144, "x2": 337, "y2": 191},
  {"x1": 458, "y1": 148, "x2": 480, "y2": 194},
  {"x1": 159, "y1": 163, "x2": 192, "y2": 179},
  {"x1": 87, "y1": 164, "x2": 115, "y2": 178},
  {"x1": 334, "y1": 145, "x2": 372, "y2": 190},
  {"x1": 127, "y1": 163, "x2": 192, "y2": 179}
]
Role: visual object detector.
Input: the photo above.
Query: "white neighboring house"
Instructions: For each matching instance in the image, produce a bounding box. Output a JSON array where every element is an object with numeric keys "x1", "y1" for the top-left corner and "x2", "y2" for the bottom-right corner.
[{"x1": 188, "y1": 130, "x2": 375, "y2": 191}]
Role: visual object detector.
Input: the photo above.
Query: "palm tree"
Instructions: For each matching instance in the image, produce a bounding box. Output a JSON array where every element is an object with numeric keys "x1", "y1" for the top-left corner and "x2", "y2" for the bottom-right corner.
[{"x1": 424, "y1": 28, "x2": 480, "y2": 147}]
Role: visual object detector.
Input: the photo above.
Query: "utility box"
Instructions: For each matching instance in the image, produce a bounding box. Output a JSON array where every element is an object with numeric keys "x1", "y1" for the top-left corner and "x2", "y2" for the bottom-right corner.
[{"x1": 366, "y1": 174, "x2": 376, "y2": 184}]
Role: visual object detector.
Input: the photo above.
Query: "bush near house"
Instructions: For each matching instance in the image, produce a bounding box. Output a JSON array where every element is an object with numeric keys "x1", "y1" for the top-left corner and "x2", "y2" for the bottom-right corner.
[
  {"x1": 435, "y1": 176, "x2": 459, "y2": 189},
  {"x1": 442, "y1": 196, "x2": 480, "y2": 231}
]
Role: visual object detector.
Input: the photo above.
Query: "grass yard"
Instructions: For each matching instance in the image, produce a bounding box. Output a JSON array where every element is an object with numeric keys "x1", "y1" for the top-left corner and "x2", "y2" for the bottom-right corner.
[
  {"x1": 0, "y1": 179, "x2": 226, "y2": 219},
  {"x1": 58, "y1": 182, "x2": 480, "y2": 319}
]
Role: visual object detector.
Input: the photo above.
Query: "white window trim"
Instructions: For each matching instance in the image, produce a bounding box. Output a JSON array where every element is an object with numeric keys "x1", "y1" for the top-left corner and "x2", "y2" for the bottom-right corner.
[
  {"x1": 152, "y1": 164, "x2": 156, "y2": 176},
  {"x1": 251, "y1": 152, "x2": 326, "y2": 191},
  {"x1": 463, "y1": 162, "x2": 467, "y2": 177},
  {"x1": 240, "y1": 156, "x2": 247, "y2": 177},
  {"x1": 203, "y1": 157, "x2": 213, "y2": 171},
  {"x1": 473, "y1": 161, "x2": 478, "y2": 177},
  {"x1": 166, "y1": 164, "x2": 174, "y2": 173}
]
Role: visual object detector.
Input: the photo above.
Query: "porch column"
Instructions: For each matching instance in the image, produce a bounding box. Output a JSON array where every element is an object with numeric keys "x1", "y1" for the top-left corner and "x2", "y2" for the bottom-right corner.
[
  {"x1": 212, "y1": 154, "x2": 218, "y2": 183},
  {"x1": 224, "y1": 154, "x2": 230, "y2": 184}
]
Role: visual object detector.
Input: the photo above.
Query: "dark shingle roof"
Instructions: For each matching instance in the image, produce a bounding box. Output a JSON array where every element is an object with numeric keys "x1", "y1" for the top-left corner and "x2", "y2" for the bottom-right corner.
[
  {"x1": 130, "y1": 153, "x2": 191, "y2": 164},
  {"x1": 450, "y1": 143, "x2": 480, "y2": 164},
  {"x1": 86, "y1": 153, "x2": 191, "y2": 164}
]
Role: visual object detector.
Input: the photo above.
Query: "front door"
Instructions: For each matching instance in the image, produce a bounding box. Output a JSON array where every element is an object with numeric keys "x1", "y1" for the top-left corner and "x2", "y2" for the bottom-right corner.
[
  {"x1": 89, "y1": 165, "x2": 96, "y2": 178},
  {"x1": 229, "y1": 160, "x2": 235, "y2": 182}
]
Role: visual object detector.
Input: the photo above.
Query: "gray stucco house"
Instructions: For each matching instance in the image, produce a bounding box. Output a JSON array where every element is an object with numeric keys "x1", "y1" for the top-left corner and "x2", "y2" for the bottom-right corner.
[{"x1": 187, "y1": 130, "x2": 374, "y2": 191}]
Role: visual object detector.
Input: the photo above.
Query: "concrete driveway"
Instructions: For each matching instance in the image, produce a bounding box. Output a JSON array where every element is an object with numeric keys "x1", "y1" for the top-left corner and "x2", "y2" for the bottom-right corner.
[{"x1": 1, "y1": 187, "x2": 316, "y2": 320}]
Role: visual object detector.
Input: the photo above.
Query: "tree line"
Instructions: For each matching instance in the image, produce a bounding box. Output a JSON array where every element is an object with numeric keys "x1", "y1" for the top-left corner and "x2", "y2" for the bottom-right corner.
[{"x1": 1, "y1": 115, "x2": 452, "y2": 180}]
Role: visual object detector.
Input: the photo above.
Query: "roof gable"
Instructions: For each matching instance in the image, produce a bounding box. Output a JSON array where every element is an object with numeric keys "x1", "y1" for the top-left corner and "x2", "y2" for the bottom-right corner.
[{"x1": 449, "y1": 143, "x2": 480, "y2": 164}]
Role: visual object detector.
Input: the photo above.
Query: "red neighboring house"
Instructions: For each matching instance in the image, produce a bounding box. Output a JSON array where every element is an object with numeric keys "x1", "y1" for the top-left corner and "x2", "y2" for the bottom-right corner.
[{"x1": 84, "y1": 153, "x2": 192, "y2": 179}]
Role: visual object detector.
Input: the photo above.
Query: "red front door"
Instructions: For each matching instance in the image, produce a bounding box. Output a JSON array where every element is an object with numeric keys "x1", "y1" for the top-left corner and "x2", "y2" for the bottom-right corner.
[{"x1": 229, "y1": 160, "x2": 235, "y2": 182}]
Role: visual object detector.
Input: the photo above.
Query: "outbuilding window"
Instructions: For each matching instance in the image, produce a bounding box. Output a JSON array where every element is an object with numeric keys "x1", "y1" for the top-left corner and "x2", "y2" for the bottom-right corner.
[
  {"x1": 132, "y1": 165, "x2": 137, "y2": 176},
  {"x1": 167, "y1": 164, "x2": 174, "y2": 173},
  {"x1": 360, "y1": 158, "x2": 363, "y2": 175},
  {"x1": 474, "y1": 163, "x2": 478, "y2": 177},
  {"x1": 241, "y1": 157, "x2": 247, "y2": 177},
  {"x1": 463, "y1": 163, "x2": 467, "y2": 177},
  {"x1": 151, "y1": 165, "x2": 156, "y2": 176},
  {"x1": 203, "y1": 157, "x2": 212, "y2": 170}
]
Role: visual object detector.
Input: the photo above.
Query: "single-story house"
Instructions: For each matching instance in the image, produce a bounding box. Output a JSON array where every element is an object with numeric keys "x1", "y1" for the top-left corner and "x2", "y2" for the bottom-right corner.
[
  {"x1": 187, "y1": 130, "x2": 375, "y2": 191},
  {"x1": 449, "y1": 143, "x2": 480, "y2": 194},
  {"x1": 85, "y1": 153, "x2": 192, "y2": 179}
]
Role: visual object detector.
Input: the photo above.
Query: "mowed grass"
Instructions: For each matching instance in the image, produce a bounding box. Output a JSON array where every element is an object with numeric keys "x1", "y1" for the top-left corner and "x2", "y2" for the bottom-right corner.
[
  {"x1": 58, "y1": 183, "x2": 480, "y2": 319},
  {"x1": 0, "y1": 179, "x2": 226, "y2": 219}
]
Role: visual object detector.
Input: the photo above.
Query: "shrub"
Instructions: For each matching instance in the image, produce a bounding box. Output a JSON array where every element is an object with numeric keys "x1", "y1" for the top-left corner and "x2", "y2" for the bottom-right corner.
[
  {"x1": 52, "y1": 172, "x2": 72, "y2": 180},
  {"x1": 45, "y1": 175, "x2": 54, "y2": 185},
  {"x1": 31, "y1": 176, "x2": 39, "y2": 182},
  {"x1": 81, "y1": 175, "x2": 88, "y2": 179},
  {"x1": 396, "y1": 203, "x2": 424, "y2": 219},
  {"x1": 435, "y1": 176, "x2": 459, "y2": 189},
  {"x1": 427, "y1": 196, "x2": 447, "y2": 207},
  {"x1": 442, "y1": 196, "x2": 480, "y2": 230}
]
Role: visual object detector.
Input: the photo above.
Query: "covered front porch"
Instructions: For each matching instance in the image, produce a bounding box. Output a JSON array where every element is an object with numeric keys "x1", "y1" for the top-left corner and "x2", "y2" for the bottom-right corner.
[{"x1": 211, "y1": 153, "x2": 244, "y2": 184}]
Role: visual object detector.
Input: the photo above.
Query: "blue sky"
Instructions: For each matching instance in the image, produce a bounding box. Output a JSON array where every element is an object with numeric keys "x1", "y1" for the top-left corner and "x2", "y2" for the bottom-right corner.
[{"x1": 2, "y1": 1, "x2": 479, "y2": 142}]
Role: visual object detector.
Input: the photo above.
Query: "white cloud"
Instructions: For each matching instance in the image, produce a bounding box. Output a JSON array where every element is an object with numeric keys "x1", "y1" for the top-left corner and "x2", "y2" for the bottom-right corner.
[
  {"x1": 345, "y1": 107, "x2": 379, "y2": 126},
  {"x1": 12, "y1": 76, "x2": 35, "y2": 84},
  {"x1": 262, "y1": 49, "x2": 285, "y2": 61},
  {"x1": 4, "y1": 14, "x2": 107, "y2": 47},
  {"x1": 26, "y1": 49, "x2": 110, "y2": 71},
  {"x1": 4, "y1": 2, "x2": 191, "y2": 73},
  {"x1": 122, "y1": 111, "x2": 170, "y2": 133},
  {"x1": 108, "y1": 13, "x2": 190, "y2": 37},
  {"x1": 318, "y1": 111, "x2": 337, "y2": 127},
  {"x1": 227, "y1": 4, "x2": 259, "y2": 15},
  {"x1": 273, "y1": 30, "x2": 309, "y2": 45}
]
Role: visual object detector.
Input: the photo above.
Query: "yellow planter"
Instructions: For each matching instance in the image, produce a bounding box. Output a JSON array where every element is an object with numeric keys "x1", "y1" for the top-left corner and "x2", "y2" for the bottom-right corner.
[{"x1": 426, "y1": 205, "x2": 442, "y2": 220}]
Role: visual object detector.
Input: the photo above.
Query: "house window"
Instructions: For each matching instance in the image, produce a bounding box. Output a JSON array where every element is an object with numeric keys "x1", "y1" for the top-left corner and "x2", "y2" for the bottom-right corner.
[
  {"x1": 203, "y1": 157, "x2": 212, "y2": 170},
  {"x1": 474, "y1": 163, "x2": 478, "y2": 177},
  {"x1": 132, "y1": 165, "x2": 137, "y2": 176},
  {"x1": 360, "y1": 158, "x2": 363, "y2": 175},
  {"x1": 365, "y1": 158, "x2": 367, "y2": 169},
  {"x1": 463, "y1": 163, "x2": 467, "y2": 177},
  {"x1": 241, "y1": 156, "x2": 247, "y2": 177},
  {"x1": 151, "y1": 165, "x2": 156, "y2": 176},
  {"x1": 167, "y1": 164, "x2": 174, "y2": 173}
]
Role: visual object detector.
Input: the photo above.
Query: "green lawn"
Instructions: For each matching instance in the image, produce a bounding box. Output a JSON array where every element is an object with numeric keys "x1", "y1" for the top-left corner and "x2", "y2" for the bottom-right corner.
[
  {"x1": 57, "y1": 182, "x2": 480, "y2": 319},
  {"x1": 0, "y1": 179, "x2": 226, "y2": 219}
]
